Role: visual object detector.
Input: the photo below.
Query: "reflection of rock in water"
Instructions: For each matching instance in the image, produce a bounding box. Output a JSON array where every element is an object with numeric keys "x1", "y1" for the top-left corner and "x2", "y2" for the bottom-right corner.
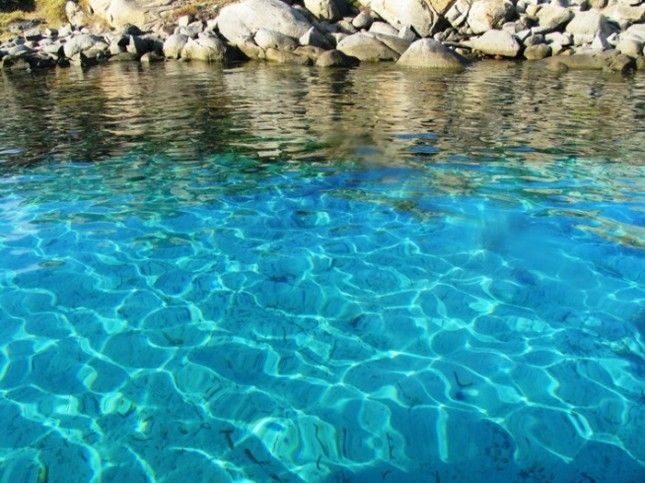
[{"x1": 0, "y1": 61, "x2": 643, "y2": 168}]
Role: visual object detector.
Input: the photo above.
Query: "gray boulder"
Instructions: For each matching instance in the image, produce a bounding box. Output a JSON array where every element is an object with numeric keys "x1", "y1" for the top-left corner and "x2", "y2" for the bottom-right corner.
[
  {"x1": 163, "y1": 33, "x2": 189, "y2": 59},
  {"x1": 397, "y1": 38, "x2": 467, "y2": 69},
  {"x1": 524, "y1": 43, "x2": 551, "y2": 60},
  {"x1": 315, "y1": 48, "x2": 359, "y2": 66},
  {"x1": 467, "y1": 0, "x2": 515, "y2": 35},
  {"x1": 216, "y1": 0, "x2": 313, "y2": 45},
  {"x1": 337, "y1": 32, "x2": 400, "y2": 61},
  {"x1": 352, "y1": 10, "x2": 377, "y2": 29},
  {"x1": 468, "y1": 29, "x2": 521, "y2": 57},
  {"x1": 358, "y1": 0, "x2": 437, "y2": 37}
]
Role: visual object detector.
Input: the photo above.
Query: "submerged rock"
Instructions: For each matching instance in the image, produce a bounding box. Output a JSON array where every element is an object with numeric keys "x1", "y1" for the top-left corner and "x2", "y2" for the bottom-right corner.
[
  {"x1": 397, "y1": 38, "x2": 468, "y2": 69},
  {"x1": 315, "y1": 48, "x2": 359, "y2": 67},
  {"x1": 543, "y1": 50, "x2": 636, "y2": 72}
]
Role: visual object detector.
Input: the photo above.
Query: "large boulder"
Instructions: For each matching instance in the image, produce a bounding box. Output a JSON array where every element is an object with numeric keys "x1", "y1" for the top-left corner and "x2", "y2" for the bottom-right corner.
[
  {"x1": 336, "y1": 32, "x2": 400, "y2": 61},
  {"x1": 468, "y1": 29, "x2": 521, "y2": 57},
  {"x1": 467, "y1": 0, "x2": 515, "y2": 35},
  {"x1": 543, "y1": 50, "x2": 636, "y2": 73},
  {"x1": 358, "y1": 0, "x2": 437, "y2": 37},
  {"x1": 216, "y1": 0, "x2": 313, "y2": 45},
  {"x1": 397, "y1": 38, "x2": 467, "y2": 69},
  {"x1": 315, "y1": 49, "x2": 359, "y2": 66}
]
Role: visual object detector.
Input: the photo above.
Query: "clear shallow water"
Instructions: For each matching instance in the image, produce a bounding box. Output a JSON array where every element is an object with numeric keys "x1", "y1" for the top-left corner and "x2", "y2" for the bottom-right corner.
[{"x1": 0, "y1": 63, "x2": 644, "y2": 482}]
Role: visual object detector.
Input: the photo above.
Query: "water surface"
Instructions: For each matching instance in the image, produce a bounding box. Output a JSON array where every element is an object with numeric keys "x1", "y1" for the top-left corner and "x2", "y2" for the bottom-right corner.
[{"x1": 0, "y1": 62, "x2": 644, "y2": 482}]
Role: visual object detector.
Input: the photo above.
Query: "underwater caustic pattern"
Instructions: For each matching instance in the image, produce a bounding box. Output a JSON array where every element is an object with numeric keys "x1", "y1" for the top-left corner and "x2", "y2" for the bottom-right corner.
[
  {"x1": 0, "y1": 63, "x2": 644, "y2": 482},
  {"x1": 0, "y1": 153, "x2": 643, "y2": 483}
]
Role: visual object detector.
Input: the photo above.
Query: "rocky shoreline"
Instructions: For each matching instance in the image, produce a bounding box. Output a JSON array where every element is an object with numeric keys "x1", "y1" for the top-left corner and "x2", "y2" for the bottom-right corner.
[{"x1": 1, "y1": 0, "x2": 644, "y2": 73}]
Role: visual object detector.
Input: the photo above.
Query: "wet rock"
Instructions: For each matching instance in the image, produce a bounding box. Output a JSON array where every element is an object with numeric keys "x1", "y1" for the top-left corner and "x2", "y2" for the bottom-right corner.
[
  {"x1": 524, "y1": 43, "x2": 551, "y2": 59},
  {"x1": 181, "y1": 35, "x2": 229, "y2": 62},
  {"x1": 216, "y1": 0, "x2": 313, "y2": 45},
  {"x1": 469, "y1": 29, "x2": 521, "y2": 57},
  {"x1": 337, "y1": 32, "x2": 400, "y2": 61},
  {"x1": 294, "y1": 45, "x2": 327, "y2": 61},
  {"x1": 467, "y1": 0, "x2": 515, "y2": 34},
  {"x1": 299, "y1": 26, "x2": 333, "y2": 49},
  {"x1": 265, "y1": 48, "x2": 313, "y2": 64},
  {"x1": 543, "y1": 50, "x2": 636, "y2": 72},
  {"x1": 140, "y1": 51, "x2": 165, "y2": 63},
  {"x1": 358, "y1": 0, "x2": 437, "y2": 37},
  {"x1": 315, "y1": 48, "x2": 359, "y2": 66},
  {"x1": 398, "y1": 38, "x2": 468, "y2": 69},
  {"x1": 163, "y1": 34, "x2": 189, "y2": 59},
  {"x1": 254, "y1": 29, "x2": 298, "y2": 51},
  {"x1": 1, "y1": 56, "x2": 32, "y2": 70},
  {"x1": 237, "y1": 39, "x2": 266, "y2": 59}
]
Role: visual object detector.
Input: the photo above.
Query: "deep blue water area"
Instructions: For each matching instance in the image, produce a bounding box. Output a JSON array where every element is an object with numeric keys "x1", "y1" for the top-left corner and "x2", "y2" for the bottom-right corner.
[{"x1": 0, "y1": 62, "x2": 643, "y2": 482}]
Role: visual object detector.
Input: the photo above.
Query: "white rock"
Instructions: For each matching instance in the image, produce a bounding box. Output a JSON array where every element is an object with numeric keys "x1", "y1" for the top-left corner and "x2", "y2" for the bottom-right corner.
[
  {"x1": 445, "y1": 0, "x2": 471, "y2": 29},
  {"x1": 565, "y1": 10, "x2": 611, "y2": 46},
  {"x1": 163, "y1": 33, "x2": 188, "y2": 59},
  {"x1": 216, "y1": 0, "x2": 313, "y2": 45},
  {"x1": 358, "y1": 0, "x2": 437, "y2": 37},
  {"x1": 397, "y1": 38, "x2": 467, "y2": 69},
  {"x1": 369, "y1": 21, "x2": 400, "y2": 37},
  {"x1": 399, "y1": 26, "x2": 418, "y2": 41},
  {"x1": 536, "y1": 4, "x2": 574, "y2": 31},
  {"x1": 181, "y1": 35, "x2": 229, "y2": 62},
  {"x1": 467, "y1": 0, "x2": 514, "y2": 35},
  {"x1": 469, "y1": 29, "x2": 521, "y2": 57}
]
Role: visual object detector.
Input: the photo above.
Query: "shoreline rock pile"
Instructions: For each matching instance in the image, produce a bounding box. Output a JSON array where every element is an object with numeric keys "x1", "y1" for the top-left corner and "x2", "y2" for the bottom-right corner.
[{"x1": 1, "y1": 0, "x2": 643, "y2": 73}]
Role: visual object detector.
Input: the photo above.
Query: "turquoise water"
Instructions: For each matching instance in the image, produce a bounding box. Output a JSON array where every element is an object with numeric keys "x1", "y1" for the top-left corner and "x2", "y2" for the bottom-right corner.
[{"x1": 0, "y1": 63, "x2": 644, "y2": 482}]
